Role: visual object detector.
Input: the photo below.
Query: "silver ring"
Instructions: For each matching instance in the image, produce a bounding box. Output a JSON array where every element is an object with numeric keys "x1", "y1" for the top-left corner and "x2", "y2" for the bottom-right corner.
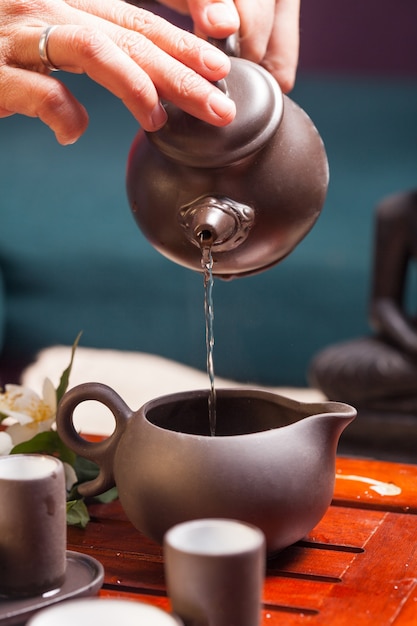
[{"x1": 39, "y1": 25, "x2": 60, "y2": 72}]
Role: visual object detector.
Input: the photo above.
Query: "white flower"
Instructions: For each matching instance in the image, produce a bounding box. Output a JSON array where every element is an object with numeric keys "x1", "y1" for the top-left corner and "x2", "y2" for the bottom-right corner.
[
  {"x1": 0, "y1": 378, "x2": 57, "y2": 452},
  {"x1": 63, "y1": 462, "x2": 78, "y2": 493}
]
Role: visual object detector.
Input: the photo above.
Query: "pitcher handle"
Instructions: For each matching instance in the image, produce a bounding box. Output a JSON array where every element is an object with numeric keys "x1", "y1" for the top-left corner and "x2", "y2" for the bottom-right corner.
[{"x1": 56, "y1": 382, "x2": 132, "y2": 497}]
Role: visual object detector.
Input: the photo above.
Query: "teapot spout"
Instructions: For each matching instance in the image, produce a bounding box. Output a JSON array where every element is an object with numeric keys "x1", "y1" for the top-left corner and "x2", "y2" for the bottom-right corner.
[{"x1": 178, "y1": 194, "x2": 255, "y2": 253}]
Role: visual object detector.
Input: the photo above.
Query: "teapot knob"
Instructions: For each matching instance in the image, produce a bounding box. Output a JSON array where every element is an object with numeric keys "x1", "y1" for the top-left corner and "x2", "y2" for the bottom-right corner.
[{"x1": 208, "y1": 33, "x2": 240, "y2": 57}]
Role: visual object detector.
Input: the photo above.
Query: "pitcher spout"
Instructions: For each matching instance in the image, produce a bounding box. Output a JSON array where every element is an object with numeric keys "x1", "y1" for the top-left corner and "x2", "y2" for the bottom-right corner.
[{"x1": 296, "y1": 399, "x2": 357, "y2": 456}]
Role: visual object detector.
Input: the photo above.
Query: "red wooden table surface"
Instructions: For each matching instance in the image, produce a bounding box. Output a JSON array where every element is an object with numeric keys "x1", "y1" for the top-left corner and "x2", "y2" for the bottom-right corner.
[{"x1": 67, "y1": 456, "x2": 417, "y2": 625}]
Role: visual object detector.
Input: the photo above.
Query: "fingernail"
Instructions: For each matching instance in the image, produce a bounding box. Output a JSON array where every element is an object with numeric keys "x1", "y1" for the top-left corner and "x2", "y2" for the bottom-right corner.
[
  {"x1": 208, "y1": 90, "x2": 236, "y2": 123},
  {"x1": 56, "y1": 134, "x2": 78, "y2": 146},
  {"x1": 203, "y1": 46, "x2": 231, "y2": 72},
  {"x1": 151, "y1": 102, "x2": 168, "y2": 129},
  {"x1": 205, "y1": 2, "x2": 239, "y2": 28}
]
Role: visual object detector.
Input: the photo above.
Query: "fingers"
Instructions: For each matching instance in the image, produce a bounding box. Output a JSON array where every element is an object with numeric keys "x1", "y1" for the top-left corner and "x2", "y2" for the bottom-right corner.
[
  {"x1": 166, "y1": 0, "x2": 300, "y2": 92},
  {"x1": 233, "y1": 0, "x2": 276, "y2": 62},
  {"x1": 86, "y1": 8, "x2": 236, "y2": 125},
  {"x1": 66, "y1": 0, "x2": 233, "y2": 80},
  {"x1": 109, "y1": 0, "x2": 240, "y2": 39},
  {"x1": 0, "y1": 66, "x2": 88, "y2": 145},
  {"x1": 182, "y1": 0, "x2": 240, "y2": 39},
  {"x1": 42, "y1": 22, "x2": 235, "y2": 128},
  {"x1": 1, "y1": 0, "x2": 237, "y2": 144},
  {"x1": 18, "y1": 24, "x2": 170, "y2": 132},
  {"x1": 231, "y1": 0, "x2": 299, "y2": 92},
  {"x1": 58, "y1": 2, "x2": 237, "y2": 125},
  {"x1": 261, "y1": 0, "x2": 300, "y2": 92},
  {"x1": 6, "y1": 7, "x2": 236, "y2": 135}
]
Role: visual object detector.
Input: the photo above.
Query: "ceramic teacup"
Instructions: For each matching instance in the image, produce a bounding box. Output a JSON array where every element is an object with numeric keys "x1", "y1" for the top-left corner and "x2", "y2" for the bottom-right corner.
[
  {"x1": 164, "y1": 518, "x2": 266, "y2": 626},
  {"x1": 0, "y1": 454, "x2": 66, "y2": 597},
  {"x1": 26, "y1": 598, "x2": 183, "y2": 625}
]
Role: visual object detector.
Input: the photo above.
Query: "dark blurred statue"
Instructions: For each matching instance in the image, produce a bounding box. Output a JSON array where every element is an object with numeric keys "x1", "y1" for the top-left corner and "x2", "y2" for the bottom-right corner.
[{"x1": 309, "y1": 190, "x2": 417, "y2": 413}]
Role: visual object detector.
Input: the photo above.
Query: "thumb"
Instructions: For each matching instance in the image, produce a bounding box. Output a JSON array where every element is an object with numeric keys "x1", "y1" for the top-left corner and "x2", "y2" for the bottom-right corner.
[{"x1": 188, "y1": 0, "x2": 240, "y2": 39}]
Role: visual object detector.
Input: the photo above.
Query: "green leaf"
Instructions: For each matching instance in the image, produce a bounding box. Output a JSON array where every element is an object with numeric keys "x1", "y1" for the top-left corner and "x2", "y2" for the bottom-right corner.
[
  {"x1": 94, "y1": 486, "x2": 118, "y2": 503},
  {"x1": 55, "y1": 331, "x2": 83, "y2": 404},
  {"x1": 73, "y1": 456, "x2": 118, "y2": 502},
  {"x1": 66, "y1": 499, "x2": 90, "y2": 528},
  {"x1": 73, "y1": 455, "x2": 100, "y2": 483},
  {"x1": 10, "y1": 430, "x2": 76, "y2": 466}
]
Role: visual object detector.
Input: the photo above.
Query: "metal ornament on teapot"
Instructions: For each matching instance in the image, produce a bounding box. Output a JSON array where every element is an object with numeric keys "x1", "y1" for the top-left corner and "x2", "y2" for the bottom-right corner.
[{"x1": 126, "y1": 36, "x2": 329, "y2": 279}]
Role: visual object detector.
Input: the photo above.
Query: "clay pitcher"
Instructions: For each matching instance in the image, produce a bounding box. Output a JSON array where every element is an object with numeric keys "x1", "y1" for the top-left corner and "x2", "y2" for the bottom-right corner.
[{"x1": 56, "y1": 385, "x2": 355, "y2": 555}]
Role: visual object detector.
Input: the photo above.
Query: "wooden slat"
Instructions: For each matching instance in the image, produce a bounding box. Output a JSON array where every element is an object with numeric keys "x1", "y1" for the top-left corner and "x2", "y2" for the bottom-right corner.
[
  {"x1": 392, "y1": 584, "x2": 417, "y2": 624},
  {"x1": 317, "y1": 512, "x2": 417, "y2": 625},
  {"x1": 306, "y1": 505, "x2": 386, "y2": 548},
  {"x1": 335, "y1": 457, "x2": 417, "y2": 512},
  {"x1": 66, "y1": 457, "x2": 417, "y2": 625}
]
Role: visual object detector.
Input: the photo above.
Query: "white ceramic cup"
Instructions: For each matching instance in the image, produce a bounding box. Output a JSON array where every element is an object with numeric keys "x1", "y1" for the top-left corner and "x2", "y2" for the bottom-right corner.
[
  {"x1": 164, "y1": 518, "x2": 266, "y2": 626},
  {"x1": 26, "y1": 598, "x2": 184, "y2": 625},
  {"x1": 0, "y1": 454, "x2": 67, "y2": 597}
]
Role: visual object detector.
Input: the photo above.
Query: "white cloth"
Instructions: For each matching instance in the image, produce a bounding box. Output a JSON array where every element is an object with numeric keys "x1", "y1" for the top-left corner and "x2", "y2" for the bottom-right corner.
[{"x1": 22, "y1": 346, "x2": 325, "y2": 435}]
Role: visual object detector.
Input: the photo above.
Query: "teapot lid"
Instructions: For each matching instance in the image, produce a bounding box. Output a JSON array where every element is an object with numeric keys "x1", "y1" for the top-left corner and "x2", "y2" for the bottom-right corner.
[{"x1": 147, "y1": 46, "x2": 283, "y2": 168}]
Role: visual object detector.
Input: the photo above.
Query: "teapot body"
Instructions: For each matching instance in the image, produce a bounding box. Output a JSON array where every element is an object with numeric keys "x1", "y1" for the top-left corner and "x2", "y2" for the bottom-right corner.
[
  {"x1": 126, "y1": 59, "x2": 329, "y2": 278},
  {"x1": 56, "y1": 385, "x2": 355, "y2": 554}
]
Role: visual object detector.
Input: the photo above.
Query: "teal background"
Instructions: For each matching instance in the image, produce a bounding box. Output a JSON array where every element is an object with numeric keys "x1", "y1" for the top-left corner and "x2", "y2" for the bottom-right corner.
[{"x1": 1, "y1": 3, "x2": 417, "y2": 385}]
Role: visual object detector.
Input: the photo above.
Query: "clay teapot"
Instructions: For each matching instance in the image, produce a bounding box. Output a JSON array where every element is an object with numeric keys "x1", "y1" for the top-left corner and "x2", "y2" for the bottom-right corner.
[
  {"x1": 56, "y1": 385, "x2": 355, "y2": 554},
  {"x1": 126, "y1": 37, "x2": 329, "y2": 279}
]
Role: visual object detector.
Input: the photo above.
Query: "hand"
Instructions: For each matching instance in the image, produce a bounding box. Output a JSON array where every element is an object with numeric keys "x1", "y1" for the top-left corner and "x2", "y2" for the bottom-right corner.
[
  {"x1": 0, "y1": 0, "x2": 236, "y2": 144},
  {"x1": 159, "y1": 0, "x2": 300, "y2": 92}
]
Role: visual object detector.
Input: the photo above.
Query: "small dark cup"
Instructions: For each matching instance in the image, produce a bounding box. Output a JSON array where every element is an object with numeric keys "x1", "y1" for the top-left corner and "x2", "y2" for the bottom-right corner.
[
  {"x1": 164, "y1": 519, "x2": 266, "y2": 626},
  {"x1": 0, "y1": 454, "x2": 66, "y2": 597}
]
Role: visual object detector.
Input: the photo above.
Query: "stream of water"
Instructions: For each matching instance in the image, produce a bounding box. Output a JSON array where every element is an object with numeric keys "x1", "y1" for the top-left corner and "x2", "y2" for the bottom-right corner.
[{"x1": 201, "y1": 245, "x2": 217, "y2": 436}]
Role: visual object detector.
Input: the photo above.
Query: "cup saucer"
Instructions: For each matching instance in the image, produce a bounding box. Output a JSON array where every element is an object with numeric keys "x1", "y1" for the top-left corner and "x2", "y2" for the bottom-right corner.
[{"x1": 0, "y1": 550, "x2": 104, "y2": 626}]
